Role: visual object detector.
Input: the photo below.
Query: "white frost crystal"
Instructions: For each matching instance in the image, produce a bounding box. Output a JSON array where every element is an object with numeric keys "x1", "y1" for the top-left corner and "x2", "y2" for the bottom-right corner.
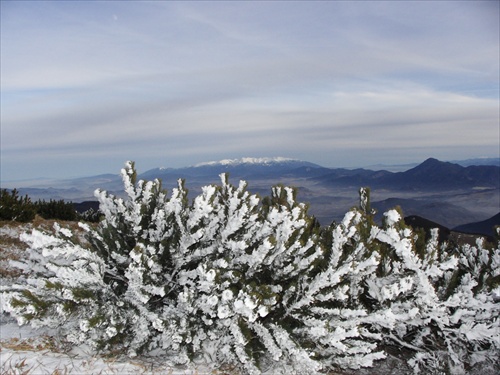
[{"x1": 383, "y1": 209, "x2": 401, "y2": 226}]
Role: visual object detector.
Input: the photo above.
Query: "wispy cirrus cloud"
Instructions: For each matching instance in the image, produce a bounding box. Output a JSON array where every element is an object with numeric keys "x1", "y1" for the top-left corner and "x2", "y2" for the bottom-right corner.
[{"x1": 1, "y1": 0, "x2": 498, "y2": 180}]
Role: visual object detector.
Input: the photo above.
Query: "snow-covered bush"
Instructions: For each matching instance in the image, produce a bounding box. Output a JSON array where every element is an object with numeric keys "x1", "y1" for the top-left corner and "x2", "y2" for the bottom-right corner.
[
  {"x1": 165, "y1": 176, "x2": 325, "y2": 374},
  {"x1": 370, "y1": 210, "x2": 499, "y2": 374},
  {"x1": 1, "y1": 162, "x2": 499, "y2": 374}
]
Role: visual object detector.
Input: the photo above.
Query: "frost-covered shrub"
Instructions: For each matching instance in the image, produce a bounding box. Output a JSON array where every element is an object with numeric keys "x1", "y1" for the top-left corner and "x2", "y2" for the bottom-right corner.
[
  {"x1": 145, "y1": 175, "x2": 324, "y2": 374},
  {"x1": 325, "y1": 199, "x2": 500, "y2": 374},
  {"x1": 1, "y1": 163, "x2": 189, "y2": 355},
  {"x1": 1, "y1": 163, "x2": 499, "y2": 375},
  {"x1": 78, "y1": 207, "x2": 101, "y2": 223},
  {"x1": 0, "y1": 162, "x2": 323, "y2": 373},
  {"x1": 411, "y1": 236, "x2": 500, "y2": 374}
]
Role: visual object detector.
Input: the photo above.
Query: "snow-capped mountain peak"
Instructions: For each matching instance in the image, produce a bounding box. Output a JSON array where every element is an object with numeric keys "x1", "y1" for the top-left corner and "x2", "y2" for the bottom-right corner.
[{"x1": 193, "y1": 157, "x2": 297, "y2": 167}]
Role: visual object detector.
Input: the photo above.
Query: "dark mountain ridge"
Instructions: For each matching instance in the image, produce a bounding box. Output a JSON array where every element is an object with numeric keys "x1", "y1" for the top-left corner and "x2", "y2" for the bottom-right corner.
[
  {"x1": 391, "y1": 158, "x2": 499, "y2": 189},
  {"x1": 370, "y1": 197, "x2": 488, "y2": 229},
  {"x1": 404, "y1": 215, "x2": 451, "y2": 243},
  {"x1": 404, "y1": 214, "x2": 497, "y2": 245},
  {"x1": 314, "y1": 158, "x2": 500, "y2": 191},
  {"x1": 453, "y1": 212, "x2": 500, "y2": 238}
]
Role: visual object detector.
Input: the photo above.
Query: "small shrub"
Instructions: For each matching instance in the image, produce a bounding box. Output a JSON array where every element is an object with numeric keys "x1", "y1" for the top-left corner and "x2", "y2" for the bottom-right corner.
[{"x1": 0, "y1": 189, "x2": 36, "y2": 222}]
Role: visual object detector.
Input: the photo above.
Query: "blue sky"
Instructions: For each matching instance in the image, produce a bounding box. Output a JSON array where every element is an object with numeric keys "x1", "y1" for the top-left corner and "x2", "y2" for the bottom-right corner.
[{"x1": 1, "y1": 1, "x2": 499, "y2": 180}]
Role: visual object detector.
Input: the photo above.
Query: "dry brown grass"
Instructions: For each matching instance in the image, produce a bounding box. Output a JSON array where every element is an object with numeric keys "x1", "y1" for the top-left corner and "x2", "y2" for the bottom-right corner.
[
  {"x1": 0, "y1": 336, "x2": 66, "y2": 353},
  {"x1": 0, "y1": 221, "x2": 29, "y2": 279},
  {"x1": 0, "y1": 354, "x2": 72, "y2": 375},
  {"x1": 0, "y1": 356, "x2": 34, "y2": 375}
]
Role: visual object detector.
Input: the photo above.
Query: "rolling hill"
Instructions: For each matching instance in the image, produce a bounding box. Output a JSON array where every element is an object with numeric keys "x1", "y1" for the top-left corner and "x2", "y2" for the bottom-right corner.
[{"x1": 453, "y1": 212, "x2": 500, "y2": 237}]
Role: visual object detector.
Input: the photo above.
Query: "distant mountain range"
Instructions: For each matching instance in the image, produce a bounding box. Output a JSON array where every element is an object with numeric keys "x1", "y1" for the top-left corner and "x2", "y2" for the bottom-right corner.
[
  {"x1": 140, "y1": 157, "x2": 322, "y2": 181},
  {"x1": 134, "y1": 157, "x2": 499, "y2": 198},
  {"x1": 313, "y1": 158, "x2": 499, "y2": 191},
  {"x1": 2, "y1": 157, "x2": 499, "y2": 229},
  {"x1": 450, "y1": 157, "x2": 500, "y2": 167}
]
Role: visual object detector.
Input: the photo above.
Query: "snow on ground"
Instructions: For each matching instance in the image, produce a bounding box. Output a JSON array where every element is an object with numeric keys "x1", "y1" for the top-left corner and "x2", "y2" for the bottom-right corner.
[
  {"x1": 1, "y1": 316, "x2": 218, "y2": 374},
  {"x1": 0, "y1": 313, "x2": 413, "y2": 375}
]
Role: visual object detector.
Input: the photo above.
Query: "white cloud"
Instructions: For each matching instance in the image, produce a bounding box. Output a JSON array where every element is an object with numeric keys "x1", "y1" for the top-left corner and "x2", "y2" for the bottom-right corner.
[{"x1": 0, "y1": 1, "x2": 498, "y2": 180}]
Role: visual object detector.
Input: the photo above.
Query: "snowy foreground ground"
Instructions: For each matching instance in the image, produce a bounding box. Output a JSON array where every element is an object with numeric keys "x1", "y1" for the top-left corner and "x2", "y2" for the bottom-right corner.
[
  {"x1": 1, "y1": 315, "x2": 496, "y2": 375},
  {"x1": 1, "y1": 318, "x2": 209, "y2": 375},
  {"x1": 0, "y1": 322, "x2": 216, "y2": 375}
]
